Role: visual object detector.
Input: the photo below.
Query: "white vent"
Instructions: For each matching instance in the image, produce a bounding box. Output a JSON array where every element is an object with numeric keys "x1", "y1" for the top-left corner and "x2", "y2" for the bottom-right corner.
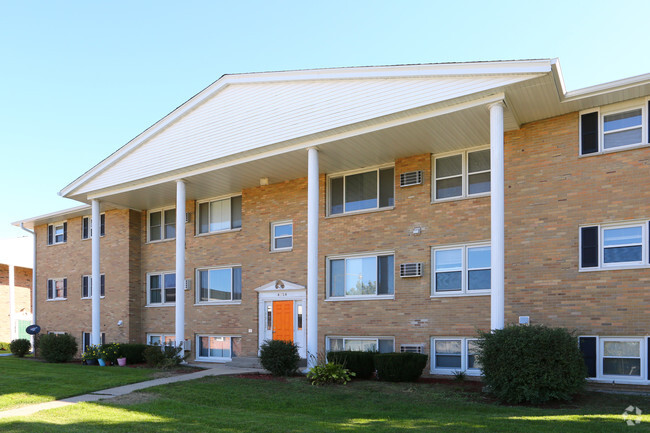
[
  {"x1": 400, "y1": 170, "x2": 423, "y2": 187},
  {"x1": 400, "y1": 344, "x2": 424, "y2": 354},
  {"x1": 184, "y1": 278, "x2": 192, "y2": 291},
  {"x1": 400, "y1": 263, "x2": 422, "y2": 277}
]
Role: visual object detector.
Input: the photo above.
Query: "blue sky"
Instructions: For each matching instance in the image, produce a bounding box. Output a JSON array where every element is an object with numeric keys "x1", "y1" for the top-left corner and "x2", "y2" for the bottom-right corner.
[{"x1": 1, "y1": 0, "x2": 649, "y2": 239}]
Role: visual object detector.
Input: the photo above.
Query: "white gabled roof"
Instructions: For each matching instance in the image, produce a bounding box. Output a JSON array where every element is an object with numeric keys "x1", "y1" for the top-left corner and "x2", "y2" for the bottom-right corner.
[{"x1": 60, "y1": 60, "x2": 552, "y2": 199}]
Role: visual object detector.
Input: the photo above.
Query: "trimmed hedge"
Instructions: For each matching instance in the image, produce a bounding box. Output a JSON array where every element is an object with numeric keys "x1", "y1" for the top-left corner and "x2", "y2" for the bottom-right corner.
[
  {"x1": 10, "y1": 339, "x2": 31, "y2": 357},
  {"x1": 477, "y1": 324, "x2": 587, "y2": 404},
  {"x1": 259, "y1": 340, "x2": 300, "y2": 376},
  {"x1": 327, "y1": 351, "x2": 376, "y2": 379},
  {"x1": 119, "y1": 343, "x2": 148, "y2": 364},
  {"x1": 39, "y1": 333, "x2": 78, "y2": 363},
  {"x1": 374, "y1": 353, "x2": 428, "y2": 382}
]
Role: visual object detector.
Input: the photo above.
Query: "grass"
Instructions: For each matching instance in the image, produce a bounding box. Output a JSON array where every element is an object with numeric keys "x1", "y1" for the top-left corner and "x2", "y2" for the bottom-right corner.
[
  {"x1": 3, "y1": 374, "x2": 650, "y2": 432},
  {"x1": 0, "y1": 356, "x2": 157, "y2": 410}
]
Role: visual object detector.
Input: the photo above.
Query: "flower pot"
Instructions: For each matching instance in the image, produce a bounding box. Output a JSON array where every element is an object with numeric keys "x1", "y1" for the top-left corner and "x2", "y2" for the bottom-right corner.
[
  {"x1": 98, "y1": 358, "x2": 106, "y2": 367},
  {"x1": 117, "y1": 357, "x2": 127, "y2": 367},
  {"x1": 85, "y1": 359, "x2": 98, "y2": 366}
]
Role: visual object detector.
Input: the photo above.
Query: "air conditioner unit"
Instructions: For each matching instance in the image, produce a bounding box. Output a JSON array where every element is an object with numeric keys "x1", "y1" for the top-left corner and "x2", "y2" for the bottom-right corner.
[
  {"x1": 183, "y1": 339, "x2": 192, "y2": 351},
  {"x1": 400, "y1": 170, "x2": 423, "y2": 187},
  {"x1": 184, "y1": 278, "x2": 192, "y2": 291},
  {"x1": 400, "y1": 263, "x2": 423, "y2": 278},
  {"x1": 400, "y1": 344, "x2": 424, "y2": 354}
]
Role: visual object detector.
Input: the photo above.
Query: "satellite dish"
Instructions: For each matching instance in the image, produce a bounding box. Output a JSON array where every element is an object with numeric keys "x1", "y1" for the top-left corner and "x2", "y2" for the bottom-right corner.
[{"x1": 26, "y1": 324, "x2": 41, "y2": 335}]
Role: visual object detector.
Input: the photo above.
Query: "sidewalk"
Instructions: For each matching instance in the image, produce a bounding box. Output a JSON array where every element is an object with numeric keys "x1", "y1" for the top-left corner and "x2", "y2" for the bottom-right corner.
[{"x1": 0, "y1": 364, "x2": 265, "y2": 419}]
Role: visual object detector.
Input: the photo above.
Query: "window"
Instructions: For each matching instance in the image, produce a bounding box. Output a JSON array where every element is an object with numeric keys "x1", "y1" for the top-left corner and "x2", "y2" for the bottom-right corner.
[
  {"x1": 327, "y1": 337, "x2": 394, "y2": 353},
  {"x1": 328, "y1": 166, "x2": 394, "y2": 215},
  {"x1": 197, "y1": 196, "x2": 242, "y2": 234},
  {"x1": 327, "y1": 253, "x2": 394, "y2": 299},
  {"x1": 147, "y1": 334, "x2": 175, "y2": 346},
  {"x1": 580, "y1": 102, "x2": 649, "y2": 155},
  {"x1": 47, "y1": 222, "x2": 67, "y2": 245},
  {"x1": 602, "y1": 339, "x2": 642, "y2": 377},
  {"x1": 47, "y1": 278, "x2": 67, "y2": 300},
  {"x1": 431, "y1": 338, "x2": 481, "y2": 375},
  {"x1": 271, "y1": 221, "x2": 293, "y2": 251},
  {"x1": 148, "y1": 208, "x2": 176, "y2": 242},
  {"x1": 434, "y1": 148, "x2": 490, "y2": 201},
  {"x1": 82, "y1": 275, "x2": 105, "y2": 298},
  {"x1": 432, "y1": 244, "x2": 491, "y2": 295},
  {"x1": 82, "y1": 332, "x2": 105, "y2": 352},
  {"x1": 196, "y1": 336, "x2": 242, "y2": 361},
  {"x1": 148, "y1": 272, "x2": 175, "y2": 305},
  {"x1": 196, "y1": 267, "x2": 242, "y2": 303},
  {"x1": 82, "y1": 214, "x2": 105, "y2": 239},
  {"x1": 580, "y1": 222, "x2": 649, "y2": 270}
]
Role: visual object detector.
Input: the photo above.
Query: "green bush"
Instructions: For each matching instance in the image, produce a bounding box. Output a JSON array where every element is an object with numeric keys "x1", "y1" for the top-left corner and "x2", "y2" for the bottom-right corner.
[
  {"x1": 99, "y1": 343, "x2": 121, "y2": 364},
  {"x1": 10, "y1": 339, "x2": 31, "y2": 357},
  {"x1": 118, "y1": 343, "x2": 148, "y2": 364},
  {"x1": 144, "y1": 344, "x2": 187, "y2": 369},
  {"x1": 259, "y1": 340, "x2": 300, "y2": 376},
  {"x1": 308, "y1": 362, "x2": 355, "y2": 385},
  {"x1": 477, "y1": 324, "x2": 587, "y2": 404},
  {"x1": 39, "y1": 333, "x2": 78, "y2": 363},
  {"x1": 374, "y1": 353, "x2": 428, "y2": 382},
  {"x1": 327, "y1": 351, "x2": 376, "y2": 379},
  {"x1": 144, "y1": 345, "x2": 165, "y2": 367}
]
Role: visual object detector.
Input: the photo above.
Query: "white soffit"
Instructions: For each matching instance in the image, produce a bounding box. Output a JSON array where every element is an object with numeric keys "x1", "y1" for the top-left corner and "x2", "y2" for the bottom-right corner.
[{"x1": 71, "y1": 73, "x2": 542, "y2": 196}]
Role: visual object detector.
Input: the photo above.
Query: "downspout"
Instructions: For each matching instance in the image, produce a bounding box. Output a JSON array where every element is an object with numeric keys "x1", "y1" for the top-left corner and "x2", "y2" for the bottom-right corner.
[{"x1": 20, "y1": 223, "x2": 36, "y2": 328}]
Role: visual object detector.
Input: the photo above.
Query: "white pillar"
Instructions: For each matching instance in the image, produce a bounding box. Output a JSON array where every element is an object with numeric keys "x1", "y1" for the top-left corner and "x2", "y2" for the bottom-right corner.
[
  {"x1": 9, "y1": 265, "x2": 15, "y2": 340},
  {"x1": 175, "y1": 180, "x2": 186, "y2": 348},
  {"x1": 489, "y1": 101, "x2": 505, "y2": 330},
  {"x1": 91, "y1": 199, "x2": 101, "y2": 345},
  {"x1": 306, "y1": 147, "x2": 319, "y2": 368}
]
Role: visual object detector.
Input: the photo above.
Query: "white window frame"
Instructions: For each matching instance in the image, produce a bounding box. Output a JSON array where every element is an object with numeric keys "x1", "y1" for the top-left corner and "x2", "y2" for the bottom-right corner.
[
  {"x1": 326, "y1": 251, "x2": 395, "y2": 301},
  {"x1": 195, "y1": 194, "x2": 242, "y2": 236},
  {"x1": 431, "y1": 337, "x2": 482, "y2": 376},
  {"x1": 271, "y1": 220, "x2": 293, "y2": 252},
  {"x1": 47, "y1": 278, "x2": 67, "y2": 301},
  {"x1": 146, "y1": 333, "x2": 176, "y2": 346},
  {"x1": 326, "y1": 164, "x2": 395, "y2": 217},
  {"x1": 81, "y1": 274, "x2": 105, "y2": 299},
  {"x1": 579, "y1": 221, "x2": 649, "y2": 271},
  {"x1": 433, "y1": 146, "x2": 490, "y2": 203},
  {"x1": 195, "y1": 266, "x2": 242, "y2": 305},
  {"x1": 431, "y1": 242, "x2": 491, "y2": 297},
  {"x1": 326, "y1": 336, "x2": 395, "y2": 353},
  {"x1": 147, "y1": 207, "x2": 176, "y2": 243},
  {"x1": 146, "y1": 271, "x2": 176, "y2": 306},
  {"x1": 584, "y1": 336, "x2": 647, "y2": 384},
  {"x1": 580, "y1": 99, "x2": 650, "y2": 156},
  {"x1": 49, "y1": 221, "x2": 66, "y2": 245},
  {"x1": 81, "y1": 214, "x2": 105, "y2": 240},
  {"x1": 195, "y1": 335, "x2": 238, "y2": 362}
]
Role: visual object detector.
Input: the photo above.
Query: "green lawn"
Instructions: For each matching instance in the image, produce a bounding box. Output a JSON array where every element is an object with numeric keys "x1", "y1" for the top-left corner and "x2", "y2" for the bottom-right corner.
[
  {"x1": 2, "y1": 374, "x2": 650, "y2": 432},
  {"x1": 0, "y1": 356, "x2": 157, "y2": 410}
]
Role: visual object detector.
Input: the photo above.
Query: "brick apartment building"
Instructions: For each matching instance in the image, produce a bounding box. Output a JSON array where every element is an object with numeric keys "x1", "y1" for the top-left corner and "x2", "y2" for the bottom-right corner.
[{"x1": 16, "y1": 59, "x2": 650, "y2": 384}]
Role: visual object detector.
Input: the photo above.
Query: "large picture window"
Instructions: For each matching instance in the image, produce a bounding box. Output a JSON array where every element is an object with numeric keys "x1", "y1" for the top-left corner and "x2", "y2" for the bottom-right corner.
[
  {"x1": 196, "y1": 336, "x2": 242, "y2": 361},
  {"x1": 148, "y1": 208, "x2": 176, "y2": 242},
  {"x1": 432, "y1": 243, "x2": 491, "y2": 295},
  {"x1": 434, "y1": 148, "x2": 490, "y2": 201},
  {"x1": 328, "y1": 253, "x2": 394, "y2": 299},
  {"x1": 326, "y1": 337, "x2": 394, "y2": 353},
  {"x1": 197, "y1": 195, "x2": 242, "y2": 234},
  {"x1": 196, "y1": 267, "x2": 242, "y2": 303},
  {"x1": 148, "y1": 272, "x2": 175, "y2": 305},
  {"x1": 328, "y1": 166, "x2": 394, "y2": 215},
  {"x1": 431, "y1": 338, "x2": 481, "y2": 375}
]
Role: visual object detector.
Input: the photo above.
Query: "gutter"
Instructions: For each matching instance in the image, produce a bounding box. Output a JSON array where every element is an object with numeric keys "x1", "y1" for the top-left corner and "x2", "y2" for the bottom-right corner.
[{"x1": 20, "y1": 223, "x2": 36, "y2": 329}]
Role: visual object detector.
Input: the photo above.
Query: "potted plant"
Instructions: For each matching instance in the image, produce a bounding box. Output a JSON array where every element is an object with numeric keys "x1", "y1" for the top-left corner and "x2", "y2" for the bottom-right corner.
[{"x1": 82, "y1": 344, "x2": 100, "y2": 366}]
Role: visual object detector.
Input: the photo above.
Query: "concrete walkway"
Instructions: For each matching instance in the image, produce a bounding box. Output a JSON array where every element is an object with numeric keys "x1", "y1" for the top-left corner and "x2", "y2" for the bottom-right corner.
[{"x1": 0, "y1": 364, "x2": 265, "y2": 419}]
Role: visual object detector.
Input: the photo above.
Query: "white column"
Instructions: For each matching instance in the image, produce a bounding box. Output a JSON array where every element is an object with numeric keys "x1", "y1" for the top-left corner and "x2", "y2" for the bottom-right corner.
[
  {"x1": 9, "y1": 265, "x2": 15, "y2": 340},
  {"x1": 91, "y1": 199, "x2": 101, "y2": 345},
  {"x1": 175, "y1": 180, "x2": 186, "y2": 348},
  {"x1": 306, "y1": 147, "x2": 319, "y2": 368},
  {"x1": 489, "y1": 101, "x2": 505, "y2": 330}
]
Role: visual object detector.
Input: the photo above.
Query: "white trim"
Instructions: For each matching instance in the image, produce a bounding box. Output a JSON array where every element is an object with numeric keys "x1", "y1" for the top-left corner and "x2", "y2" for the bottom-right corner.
[
  {"x1": 327, "y1": 164, "x2": 395, "y2": 217},
  {"x1": 195, "y1": 265, "x2": 242, "y2": 304},
  {"x1": 46, "y1": 277, "x2": 67, "y2": 301},
  {"x1": 430, "y1": 337, "x2": 482, "y2": 376},
  {"x1": 579, "y1": 220, "x2": 649, "y2": 271},
  {"x1": 326, "y1": 251, "x2": 395, "y2": 300},
  {"x1": 432, "y1": 146, "x2": 490, "y2": 203},
  {"x1": 195, "y1": 194, "x2": 242, "y2": 235},
  {"x1": 195, "y1": 335, "x2": 238, "y2": 363},
  {"x1": 146, "y1": 333, "x2": 176, "y2": 345},
  {"x1": 48, "y1": 221, "x2": 67, "y2": 245},
  {"x1": 147, "y1": 206, "x2": 176, "y2": 243},
  {"x1": 431, "y1": 242, "x2": 491, "y2": 297},
  {"x1": 81, "y1": 213, "x2": 105, "y2": 240},
  {"x1": 81, "y1": 274, "x2": 105, "y2": 299},
  {"x1": 146, "y1": 271, "x2": 176, "y2": 306},
  {"x1": 582, "y1": 336, "x2": 648, "y2": 384},
  {"x1": 270, "y1": 220, "x2": 293, "y2": 252},
  {"x1": 326, "y1": 336, "x2": 395, "y2": 353}
]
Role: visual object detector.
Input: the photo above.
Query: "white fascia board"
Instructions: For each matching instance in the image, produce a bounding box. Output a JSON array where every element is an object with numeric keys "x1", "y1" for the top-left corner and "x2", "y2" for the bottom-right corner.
[
  {"x1": 60, "y1": 60, "x2": 552, "y2": 198},
  {"x1": 561, "y1": 72, "x2": 650, "y2": 102},
  {"x1": 86, "y1": 92, "x2": 507, "y2": 201},
  {"x1": 12, "y1": 204, "x2": 91, "y2": 230}
]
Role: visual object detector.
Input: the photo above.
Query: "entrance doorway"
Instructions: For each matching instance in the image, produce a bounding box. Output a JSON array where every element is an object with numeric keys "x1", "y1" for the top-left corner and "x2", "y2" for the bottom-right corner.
[{"x1": 273, "y1": 300, "x2": 294, "y2": 342}]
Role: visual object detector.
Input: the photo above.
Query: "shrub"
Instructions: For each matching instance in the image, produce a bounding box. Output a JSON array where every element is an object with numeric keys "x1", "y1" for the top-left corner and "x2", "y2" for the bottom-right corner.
[
  {"x1": 144, "y1": 345, "x2": 165, "y2": 367},
  {"x1": 374, "y1": 353, "x2": 428, "y2": 382},
  {"x1": 308, "y1": 361, "x2": 355, "y2": 385},
  {"x1": 39, "y1": 333, "x2": 78, "y2": 363},
  {"x1": 477, "y1": 324, "x2": 587, "y2": 404},
  {"x1": 144, "y1": 344, "x2": 187, "y2": 369},
  {"x1": 99, "y1": 343, "x2": 121, "y2": 364},
  {"x1": 118, "y1": 343, "x2": 148, "y2": 364},
  {"x1": 259, "y1": 340, "x2": 300, "y2": 376},
  {"x1": 10, "y1": 339, "x2": 31, "y2": 357},
  {"x1": 327, "y1": 351, "x2": 375, "y2": 379},
  {"x1": 82, "y1": 344, "x2": 101, "y2": 361}
]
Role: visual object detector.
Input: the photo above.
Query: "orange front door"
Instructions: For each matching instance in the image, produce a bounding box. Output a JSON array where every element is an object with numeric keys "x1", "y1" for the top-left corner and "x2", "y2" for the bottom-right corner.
[{"x1": 273, "y1": 300, "x2": 294, "y2": 342}]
